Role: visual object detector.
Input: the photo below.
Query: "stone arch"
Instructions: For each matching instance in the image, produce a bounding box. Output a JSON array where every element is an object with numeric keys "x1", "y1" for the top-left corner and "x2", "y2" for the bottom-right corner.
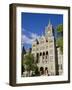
[
  {"x1": 42, "y1": 52, "x2": 45, "y2": 63},
  {"x1": 46, "y1": 51, "x2": 49, "y2": 62},
  {"x1": 40, "y1": 67, "x2": 44, "y2": 71},
  {"x1": 45, "y1": 67, "x2": 48, "y2": 75},
  {"x1": 40, "y1": 67, "x2": 44, "y2": 75},
  {"x1": 45, "y1": 67, "x2": 48, "y2": 70},
  {"x1": 40, "y1": 52, "x2": 42, "y2": 56},
  {"x1": 43, "y1": 52, "x2": 45, "y2": 56},
  {"x1": 46, "y1": 51, "x2": 48, "y2": 55}
]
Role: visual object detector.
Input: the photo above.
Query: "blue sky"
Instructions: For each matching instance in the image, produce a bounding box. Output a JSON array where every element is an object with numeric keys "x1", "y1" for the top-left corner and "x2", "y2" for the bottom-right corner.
[{"x1": 21, "y1": 12, "x2": 63, "y2": 50}]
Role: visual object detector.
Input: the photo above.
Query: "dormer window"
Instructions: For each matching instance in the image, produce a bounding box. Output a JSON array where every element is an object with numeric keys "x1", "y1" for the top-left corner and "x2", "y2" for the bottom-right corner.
[
  {"x1": 37, "y1": 41, "x2": 39, "y2": 44},
  {"x1": 36, "y1": 39, "x2": 39, "y2": 44}
]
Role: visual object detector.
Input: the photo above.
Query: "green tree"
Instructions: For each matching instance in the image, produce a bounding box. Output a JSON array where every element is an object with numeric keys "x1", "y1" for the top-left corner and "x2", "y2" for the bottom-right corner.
[
  {"x1": 56, "y1": 24, "x2": 63, "y2": 53},
  {"x1": 23, "y1": 53, "x2": 38, "y2": 76},
  {"x1": 57, "y1": 24, "x2": 63, "y2": 33},
  {"x1": 56, "y1": 37, "x2": 63, "y2": 52},
  {"x1": 21, "y1": 46, "x2": 26, "y2": 75}
]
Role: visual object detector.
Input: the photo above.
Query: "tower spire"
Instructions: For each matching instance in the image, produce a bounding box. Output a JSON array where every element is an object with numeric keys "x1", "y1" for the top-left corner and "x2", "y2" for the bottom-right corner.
[{"x1": 48, "y1": 19, "x2": 51, "y2": 26}]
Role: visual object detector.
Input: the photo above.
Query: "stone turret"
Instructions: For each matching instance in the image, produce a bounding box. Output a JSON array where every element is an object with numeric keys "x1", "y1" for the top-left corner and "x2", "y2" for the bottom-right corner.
[{"x1": 45, "y1": 20, "x2": 54, "y2": 37}]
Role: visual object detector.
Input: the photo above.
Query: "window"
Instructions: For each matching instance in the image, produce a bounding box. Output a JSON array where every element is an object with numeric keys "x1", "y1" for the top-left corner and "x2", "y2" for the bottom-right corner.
[
  {"x1": 43, "y1": 52, "x2": 45, "y2": 56},
  {"x1": 46, "y1": 55, "x2": 48, "y2": 63},
  {"x1": 46, "y1": 39, "x2": 48, "y2": 42},
  {"x1": 46, "y1": 51, "x2": 48, "y2": 55},
  {"x1": 40, "y1": 52, "x2": 42, "y2": 56},
  {"x1": 42, "y1": 57, "x2": 45, "y2": 63},
  {"x1": 37, "y1": 53, "x2": 39, "y2": 56},
  {"x1": 37, "y1": 41, "x2": 39, "y2": 44},
  {"x1": 36, "y1": 53, "x2": 39, "y2": 63}
]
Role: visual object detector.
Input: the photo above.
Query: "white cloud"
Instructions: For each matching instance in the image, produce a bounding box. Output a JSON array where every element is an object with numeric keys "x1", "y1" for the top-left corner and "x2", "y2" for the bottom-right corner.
[
  {"x1": 22, "y1": 28, "x2": 40, "y2": 45},
  {"x1": 31, "y1": 33, "x2": 40, "y2": 39},
  {"x1": 22, "y1": 35, "x2": 30, "y2": 44}
]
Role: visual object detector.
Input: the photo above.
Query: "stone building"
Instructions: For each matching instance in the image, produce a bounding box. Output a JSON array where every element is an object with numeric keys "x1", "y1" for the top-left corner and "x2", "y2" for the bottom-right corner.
[{"x1": 32, "y1": 21, "x2": 63, "y2": 76}]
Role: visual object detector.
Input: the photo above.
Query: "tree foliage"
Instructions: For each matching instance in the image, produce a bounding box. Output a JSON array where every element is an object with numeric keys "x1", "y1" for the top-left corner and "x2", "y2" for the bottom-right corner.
[
  {"x1": 56, "y1": 37, "x2": 63, "y2": 53},
  {"x1": 57, "y1": 24, "x2": 63, "y2": 33},
  {"x1": 21, "y1": 46, "x2": 26, "y2": 74},
  {"x1": 56, "y1": 24, "x2": 63, "y2": 53},
  {"x1": 23, "y1": 53, "x2": 37, "y2": 72}
]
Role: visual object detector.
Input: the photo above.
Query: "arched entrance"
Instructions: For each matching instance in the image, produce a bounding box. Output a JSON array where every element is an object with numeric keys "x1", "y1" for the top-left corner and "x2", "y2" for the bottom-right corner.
[
  {"x1": 45, "y1": 67, "x2": 48, "y2": 75},
  {"x1": 40, "y1": 67, "x2": 44, "y2": 75}
]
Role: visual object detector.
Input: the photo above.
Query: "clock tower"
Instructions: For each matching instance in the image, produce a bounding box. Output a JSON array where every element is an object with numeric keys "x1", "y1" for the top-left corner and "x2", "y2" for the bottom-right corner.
[{"x1": 45, "y1": 20, "x2": 54, "y2": 37}]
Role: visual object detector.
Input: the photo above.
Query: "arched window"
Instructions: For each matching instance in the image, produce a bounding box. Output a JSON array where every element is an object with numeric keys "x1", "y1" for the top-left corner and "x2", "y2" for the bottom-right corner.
[
  {"x1": 46, "y1": 51, "x2": 48, "y2": 55},
  {"x1": 45, "y1": 67, "x2": 48, "y2": 75},
  {"x1": 40, "y1": 67, "x2": 44, "y2": 75},
  {"x1": 40, "y1": 67, "x2": 44, "y2": 71},
  {"x1": 46, "y1": 39, "x2": 48, "y2": 42},
  {"x1": 40, "y1": 52, "x2": 42, "y2": 56},
  {"x1": 46, "y1": 51, "x2": 49, "y2": 62},
  {"x1": 45, "y1": 67, "x2": 48, "y2": 70},
  {"x1": 36, "y1": 53, "x2": 39, "y2": 63},
  {"x1": 43, "y1": 52, "x2": 45, "y2": 56},
  {"x1": 36, "y1": 39, "x2": 39, "y2": 44}
]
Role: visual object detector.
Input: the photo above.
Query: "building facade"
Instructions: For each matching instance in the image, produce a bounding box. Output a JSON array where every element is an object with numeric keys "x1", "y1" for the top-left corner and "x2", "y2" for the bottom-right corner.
[{"x1": 32, "y1": 21, "x2": 63, "y2": 76}]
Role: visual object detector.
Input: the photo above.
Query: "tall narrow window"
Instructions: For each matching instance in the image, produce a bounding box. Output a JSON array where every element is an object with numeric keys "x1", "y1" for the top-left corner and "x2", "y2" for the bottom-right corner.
[
  {"x1": 40, "y1": 52, "x2": 42, "y2": 56},
  {"x1": 46, "y1": 51, "x2": 48, "y2": 63},
  {"x1": 36, "y1": 53, "x2": 39, "y2": 63},
  {"x1": 46, "y1": 51, "x2": 48, "y2": 55},
  {"x1": 43, "y1": 52, "x2": 45, "y2": 56}
]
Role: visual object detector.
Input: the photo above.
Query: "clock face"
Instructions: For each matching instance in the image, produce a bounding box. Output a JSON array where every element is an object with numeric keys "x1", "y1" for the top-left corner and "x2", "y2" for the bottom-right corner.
[{"x1": 48, "y1": 30, "x2": 51, "y2": 34}]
